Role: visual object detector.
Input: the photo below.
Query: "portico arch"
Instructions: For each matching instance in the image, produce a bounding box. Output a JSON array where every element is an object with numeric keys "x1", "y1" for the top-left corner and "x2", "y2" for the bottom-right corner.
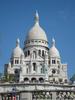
[
  {"x1": 39, "y1": 77, "x2": 44, "y2": 83},
  {"x1": 24, "y1": 77, "x2": 29, "y2": 82},
  {"x1": 31, "y1": 77, "x2": 37, "y2": 82}
]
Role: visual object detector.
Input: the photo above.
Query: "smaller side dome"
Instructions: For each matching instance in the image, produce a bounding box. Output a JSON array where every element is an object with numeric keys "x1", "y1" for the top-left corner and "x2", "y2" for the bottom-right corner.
[
  {"x1": 12, "y1": 38, "x2": 24, "y2": 58},
  {"x1": 49, "y1": 38, "x2": 60, "y2": 58}
]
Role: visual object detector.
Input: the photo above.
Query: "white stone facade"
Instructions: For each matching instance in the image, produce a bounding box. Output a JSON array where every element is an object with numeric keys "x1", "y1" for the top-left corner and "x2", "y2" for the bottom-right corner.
[{"x1": 4, "y1": 12, "x2": 68, "y2": 84}]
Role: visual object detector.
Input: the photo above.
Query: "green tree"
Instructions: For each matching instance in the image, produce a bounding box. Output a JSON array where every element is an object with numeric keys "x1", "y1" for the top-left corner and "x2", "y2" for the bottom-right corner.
[{"x1": 70, "y1": 74, "x2": 75, "y2": 83}]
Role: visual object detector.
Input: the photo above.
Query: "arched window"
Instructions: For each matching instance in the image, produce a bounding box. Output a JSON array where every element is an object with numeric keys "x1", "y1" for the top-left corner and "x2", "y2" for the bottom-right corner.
[
  {"x1": 25, "y1": 51, "x2": 27, "y2": 57},
  {"x1": 15, "y1": 69, "x2": 20, "y2": 82},
  {"x1": 15, "y1": 60, "x2": 19, "y2": 64},
  {"x1": 53, "y1": 78, "x2": 55, "y2": 82},
  {"x1": 57, "y1": 60, "x2": 60, "y2": 64},
  {"x1": 42, "y1": 50, "x2": 44, "y2": 57},
  {"x1": 33, "y1": 63, "x2": 36, "y2": 71},
  {"x1": 26, "y1": 68, "x2": 28, "y2": 74},
  {"x1": 15, "y1": 69, "x2": 18, "y2": 74},
  {"x1": 39, "y1": 77, "x2": 44, "y2": 83},
  {"x1": 33, "y1": 51, "x2": 36, "y2": 58},
  {"x1": 59, "y1": 78, "x2": 62, "y2": 83},
  {"x1": 41, "y1": 68, "x2": 43, "y2": 73},
  {"x1": 31, "y1": 77, "x2": 36, "y2": 82},
  {"x1": 52, "y1": 60, "x2": 56, "y2": 64},
  {"x1": 38, "y1": 50, "x2": 41, "y2": 56},
  {"x1": 28, "y1": 50, "x2": 30, "y2": 56},
  {"x1": 64, "y1": 79, "x2": 67, "y2": 83}
]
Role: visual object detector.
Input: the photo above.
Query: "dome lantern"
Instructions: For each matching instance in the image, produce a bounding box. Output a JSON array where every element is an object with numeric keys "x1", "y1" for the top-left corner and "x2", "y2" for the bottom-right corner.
[
  {"x1": 16, "y1": 38, "x2": 20, "y2": 47},
  {"x1": 34, "y1": 11, "x2": 39, "y2": 24},
  {"x1": 52, "y1": 38, "x2": 55, "y2": 46}
]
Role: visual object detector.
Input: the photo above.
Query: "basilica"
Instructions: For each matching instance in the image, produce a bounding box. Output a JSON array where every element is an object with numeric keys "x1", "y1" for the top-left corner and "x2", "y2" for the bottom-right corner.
[{"x1": 4, "y1": 11, "x2": 68, "y2": 84}]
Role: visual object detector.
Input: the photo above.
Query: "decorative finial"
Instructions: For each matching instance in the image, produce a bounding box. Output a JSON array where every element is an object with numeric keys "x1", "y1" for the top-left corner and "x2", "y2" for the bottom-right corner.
[
  {"x1": 35, "y1": 10, "x2": 39, "y2": 24},
  {"x1": 52, "y1": 38, "x2": 55, "y2": 46},
  {"x1": 16, "y1": 38, "x2": 20, "y2": 47}
]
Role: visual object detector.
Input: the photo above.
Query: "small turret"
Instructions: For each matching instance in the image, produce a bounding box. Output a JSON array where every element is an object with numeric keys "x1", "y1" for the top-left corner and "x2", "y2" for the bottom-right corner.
[
  {"x1": 11, "y1": 38, "x2": 24, "y2": 58},
  {"x1": 49, "y1": 38, "x2": 60, "y2": 58}
]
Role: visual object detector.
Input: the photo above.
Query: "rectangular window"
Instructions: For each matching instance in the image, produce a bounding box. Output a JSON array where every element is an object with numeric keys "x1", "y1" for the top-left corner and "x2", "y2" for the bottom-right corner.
[
  {"x1": 41, "y1": 68, "x2": 43, "y2": 73},
  {"x1": 33, "y1": 63, "x2": 36, "y2": 71},
  {"x1": 52, "y1": 60, "x2": 56, "y2": 64},
  {"x1": 38, "y1": 50, "x2": 41, "y2": 56},
  {"x1": 15, "y1": 60, "x2": 19, "y2": 64},
  {"x1": 28, "y1": 50, "x2": 30, "y2": 55},
  {"x1": 26, "y1": 68, "x2": 28, "y2": 74},
  {"x1": 42, "y1": 50, "x2": 44, "y2": 57}
]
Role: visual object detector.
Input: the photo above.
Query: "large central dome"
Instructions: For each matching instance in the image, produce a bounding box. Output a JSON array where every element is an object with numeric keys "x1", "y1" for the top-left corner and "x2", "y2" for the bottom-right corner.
[{"x1": 26, "y1": 11, "x2": 48, "y2": 42}]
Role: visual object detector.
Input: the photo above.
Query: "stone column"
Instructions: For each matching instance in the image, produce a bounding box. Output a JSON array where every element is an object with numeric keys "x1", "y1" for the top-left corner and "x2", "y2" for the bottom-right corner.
[
  {"x1": 51, "y1": 92, "x2": 56, "y2": 100},
  {"x1": 16, "y1": 95, "x2": 20, "y2": 100},
  {"x1": 20, "y1": 92, "x2": 32, "y2": 100}
]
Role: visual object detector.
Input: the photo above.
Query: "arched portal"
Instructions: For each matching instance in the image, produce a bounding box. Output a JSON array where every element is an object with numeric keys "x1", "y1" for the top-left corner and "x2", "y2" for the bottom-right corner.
[
  {"x1": 31, "y1": 77, "x2": 37, "y2": 82},
  {"x1": 24, "y1": 77, "x2": 29, "y2": 82},
  {"x1": 39, "y1": 77, "x2": 44, "y2": 83}
]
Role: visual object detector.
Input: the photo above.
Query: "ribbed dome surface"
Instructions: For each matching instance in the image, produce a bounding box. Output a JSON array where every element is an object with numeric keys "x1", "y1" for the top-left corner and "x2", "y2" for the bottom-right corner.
[
  {"x1": 12, "y1": 46, "x2": 24, "y2": 58},
  {"x1": 12, "y1": 39, "x2": 24, "y2": 58},
  {"x1": 49, "y1": 46, "x2": 60, "y2": 58},
  {"x1": 27, "y1": 23, "x2": 48, "y2": 41},
  {"x1": 26, "y1": 11, "x2": 48, "y2": 42}
]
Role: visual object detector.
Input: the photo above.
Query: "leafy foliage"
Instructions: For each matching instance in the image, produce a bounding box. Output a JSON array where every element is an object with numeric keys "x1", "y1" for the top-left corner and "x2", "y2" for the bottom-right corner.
[{"x1": 70, "y1": 74, "x2": 75, "y2": 83}]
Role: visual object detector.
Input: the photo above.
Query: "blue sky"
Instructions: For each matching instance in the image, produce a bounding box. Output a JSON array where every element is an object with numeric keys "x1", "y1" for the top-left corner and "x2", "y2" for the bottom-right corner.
[{"x1": 0, "y1": 0, "x2": 75, "y2": 78}]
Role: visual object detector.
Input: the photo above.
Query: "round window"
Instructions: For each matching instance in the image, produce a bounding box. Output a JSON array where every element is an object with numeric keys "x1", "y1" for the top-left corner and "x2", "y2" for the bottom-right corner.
[{"x1": 52, "y1": 69, "x2": 56, "y2": 74}]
